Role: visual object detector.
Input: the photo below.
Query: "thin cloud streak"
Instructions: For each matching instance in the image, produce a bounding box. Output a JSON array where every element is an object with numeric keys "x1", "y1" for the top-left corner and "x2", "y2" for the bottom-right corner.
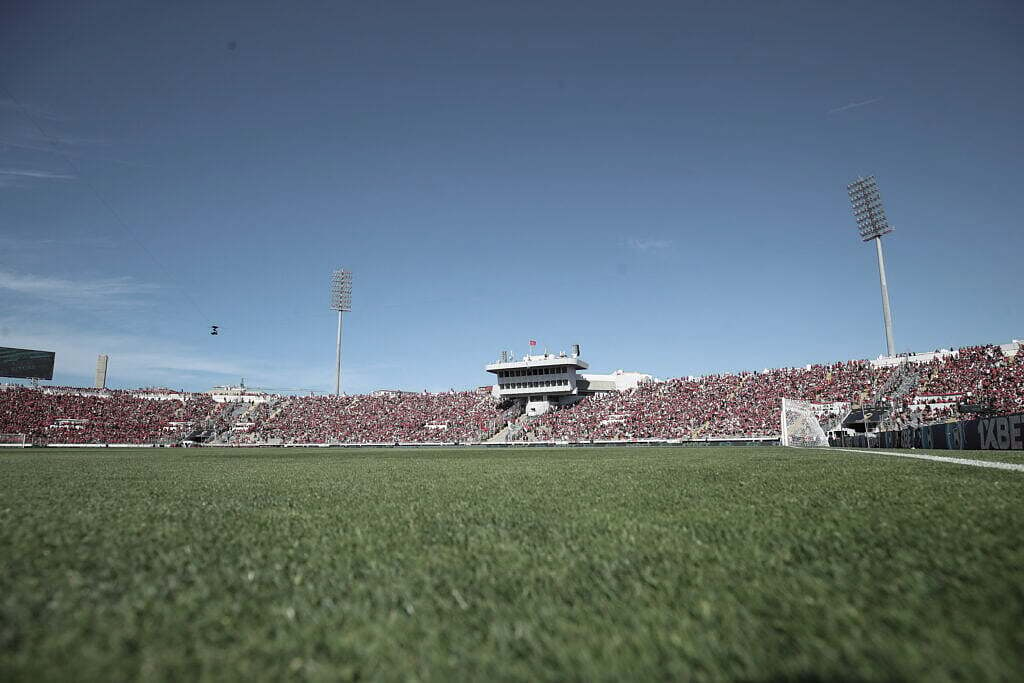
[
  {"x1": 0, "y1": 168, "x2": 75, "y2": 180},
  {"x1": 0, "y1": 318, "x2": 339, "y2": 392},
  {"x1": 627, "y1": 238, "x2": 673, "y2": 253},
  {"x1": 0, "y1": 235, "x2": 117, "y2": 251},
  {"x1": 0, "y1": 98, "x2": 62, "y2": 121},
  {"x1": 0, "y1": 138, "x2": 145, "y2": 168},
  {"x1": 0, "y1": 270, "x2": 157, "y2": 305},
  {"x1": 0, "y1": 322, "x2": 248, "y2": 387},
  {"x1": 828, "y1": 98, "x2": 881, "y2": 114}
]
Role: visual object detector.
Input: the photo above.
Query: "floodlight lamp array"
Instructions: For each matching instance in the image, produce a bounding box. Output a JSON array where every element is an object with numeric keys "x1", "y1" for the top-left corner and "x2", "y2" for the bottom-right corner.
[
  {"x1": 848, "y1": 175, "x2": 893, "y2": 242},
  {"x1": 330, "y1": 269, "x2": 353, "y2": 312}
]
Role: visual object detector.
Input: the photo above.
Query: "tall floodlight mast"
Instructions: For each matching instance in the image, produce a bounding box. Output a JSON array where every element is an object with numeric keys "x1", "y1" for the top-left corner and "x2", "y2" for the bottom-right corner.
[
  {"x1": 330, "y1": 270, "x2": 353, "y2": 395},
  {"x1": 848, "y1": 176, "x2": 896, "y2": 357}
]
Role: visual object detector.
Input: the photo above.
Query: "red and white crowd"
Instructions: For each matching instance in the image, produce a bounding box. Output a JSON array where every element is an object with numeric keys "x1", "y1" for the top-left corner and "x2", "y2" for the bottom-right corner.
[
  {"x1": 881, "y1": 345, "x2": 1024, "y2": 429},
  {"x1": 2, "y1": 344, "x2": 1020, "y2": 445},
  {"x1": 239, "y1": 390, "x2": 500, "y2": 444},
  {"x1": 516, "y1": 345, "x2": 1023, "y2": 441},
  {"x1": 520, "y1": 346, "x2": 1024, "y2": 441},
  {"x1": 0, "y1": 386, "x2": 217, "y2": 444},
  {"x1": 515, "y1": 360, "x2": 892, "y2": 441}
]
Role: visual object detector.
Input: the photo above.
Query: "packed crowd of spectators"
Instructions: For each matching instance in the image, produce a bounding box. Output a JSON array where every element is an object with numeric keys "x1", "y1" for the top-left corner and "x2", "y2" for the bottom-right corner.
[
  {"x1": 519, "y1": 345, "x2": 1024, "y2": 441},
  {"x1": 0, "y1": 386, "x2": 218, "y2": 444},
  {"x1": 3, "y1": 343, "x2": 1020, "y2": 445},
  {"x1": 515, "y1": 360, "x2": 892, "y2": 441},
  {"x1": 234, "y1": 400, "x2": 275, "y2": 429},
  {"x1": 241, "y1": 390, "x2": 501, "y2": 443},
  {"x1": 883, "y1": 345, "x2": 1024, "y2": 428}
]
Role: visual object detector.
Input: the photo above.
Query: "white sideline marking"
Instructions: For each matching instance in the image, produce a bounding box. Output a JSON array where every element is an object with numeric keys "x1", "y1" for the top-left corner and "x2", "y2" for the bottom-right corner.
[{"x1": 826, "y1": 447, "x2": 1024, "y2": 472}]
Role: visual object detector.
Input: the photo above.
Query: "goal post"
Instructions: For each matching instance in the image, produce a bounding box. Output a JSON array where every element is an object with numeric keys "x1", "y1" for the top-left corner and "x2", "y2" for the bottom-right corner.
[
  {"x1": 0, "y1": 433, "x2": 28, "y2": 447},
  {"x1": 781, "y1": 399, "x2": 842, "y2": 448}
]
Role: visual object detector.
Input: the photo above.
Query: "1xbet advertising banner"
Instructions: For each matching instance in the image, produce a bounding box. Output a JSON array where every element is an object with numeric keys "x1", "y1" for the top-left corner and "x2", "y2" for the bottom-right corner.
[
  {"x1": 832, "y1": 414, "x2": 1024, "y2": 451},
  {"x1": 863, "y1": 415, "x2": 1023, "y2": 451},
  {"x1": 961, "y1": 414, "x2": 1024, "y2": 450}
]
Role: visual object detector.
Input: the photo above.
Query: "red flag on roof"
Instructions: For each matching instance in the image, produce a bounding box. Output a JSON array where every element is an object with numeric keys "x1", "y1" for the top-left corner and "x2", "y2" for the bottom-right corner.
[{"x1": 529, "y1": 340, "x2": 537, "y2": 346}]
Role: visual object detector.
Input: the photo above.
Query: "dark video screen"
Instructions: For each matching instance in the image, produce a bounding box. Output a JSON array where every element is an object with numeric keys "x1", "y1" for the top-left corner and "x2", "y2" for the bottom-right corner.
[{"x1": 0, "y1": 347, "x2": 56, "y2": 380}]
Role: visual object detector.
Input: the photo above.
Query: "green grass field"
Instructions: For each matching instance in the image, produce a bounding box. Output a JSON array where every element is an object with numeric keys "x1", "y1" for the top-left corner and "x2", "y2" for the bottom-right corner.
[{"x1": 2, "y1": 446, "x2": 1022, "y2": 681}]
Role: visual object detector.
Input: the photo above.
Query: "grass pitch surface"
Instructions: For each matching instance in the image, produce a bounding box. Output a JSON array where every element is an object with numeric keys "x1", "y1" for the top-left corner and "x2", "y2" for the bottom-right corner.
[
  {"x1": 1, "y1": 446, "x2": 1022, "y2": 681},
  {"x1": 834, "y1": 446, "x2": 1024, "y2": 466}
]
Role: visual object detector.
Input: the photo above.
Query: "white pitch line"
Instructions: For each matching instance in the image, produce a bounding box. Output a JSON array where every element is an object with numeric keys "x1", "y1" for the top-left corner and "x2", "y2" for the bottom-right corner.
[{"x1": 827, "y1": 447, "x2": 1024, "y2": 472}]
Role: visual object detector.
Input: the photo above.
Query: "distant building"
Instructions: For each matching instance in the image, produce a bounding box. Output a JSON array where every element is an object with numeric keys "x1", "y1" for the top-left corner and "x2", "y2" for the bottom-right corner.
[
  {"x1": 577, "y1": 369, "x2": 652, "y2": 393},
  {"x1": 94, "y1": 354, "x2": 109, "y2": 389},
  {"x1": 208, "y1": 384, "x2": 272, "y2": 404},
  {"x1": 371, "y1": 389, "x2": 418, "y2": 398},
  {"x1": 485, "y1": 346, "x2": 652, "y2": 416}
]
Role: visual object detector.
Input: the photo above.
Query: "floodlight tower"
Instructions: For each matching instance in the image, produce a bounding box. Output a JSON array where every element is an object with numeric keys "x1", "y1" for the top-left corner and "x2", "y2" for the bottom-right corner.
[
  {"x1": 330, "y1": 269, "x2": 353, "y2": 395},
  {"x1": 848, "y1": 176, "x2": 896, "y2": 357}
]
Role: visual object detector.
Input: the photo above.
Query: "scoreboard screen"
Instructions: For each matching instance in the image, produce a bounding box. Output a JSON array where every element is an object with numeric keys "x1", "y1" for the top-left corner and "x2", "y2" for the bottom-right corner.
[{"x1": 0, "y1": 347, "x2": 56, "y2": 380}]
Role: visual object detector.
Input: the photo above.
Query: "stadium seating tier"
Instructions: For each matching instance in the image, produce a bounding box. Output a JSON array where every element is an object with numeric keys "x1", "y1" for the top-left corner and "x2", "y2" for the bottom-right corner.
[{"x1": 2, "y1": 344, "x2": 1020, "y2": 444}]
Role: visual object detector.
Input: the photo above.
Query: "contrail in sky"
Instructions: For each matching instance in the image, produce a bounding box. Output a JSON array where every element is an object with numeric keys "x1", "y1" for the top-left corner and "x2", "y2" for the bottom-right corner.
[{"x1": 828, "y1": 97, "x2": 881, "y2": 114}]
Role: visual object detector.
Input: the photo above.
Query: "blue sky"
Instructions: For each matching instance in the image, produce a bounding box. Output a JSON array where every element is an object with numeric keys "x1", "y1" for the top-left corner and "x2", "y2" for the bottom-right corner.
[{"x1": 1, "y1": 0, "x2": 1021, "y2": 392}]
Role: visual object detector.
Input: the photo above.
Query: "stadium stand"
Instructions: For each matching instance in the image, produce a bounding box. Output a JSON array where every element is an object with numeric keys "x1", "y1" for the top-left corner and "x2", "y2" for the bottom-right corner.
[
  {"x1": 237, "y1": 390, "x2": 500, "y2": 444},
  {"x1": 882, "y1": 344, "x2": 1024, "y2": 429},
  {"x1": 512, "y1": 360, "x2": 893, "y2": 441},
  {"x1": 513, "y1": 344, "x2": 1022, "y2": 442},
  {"x1": 0, "y1": 386, "x2": 217, "y2": 444},
  {"x1": 2, "y1": 342, "x2": 1020, "y2": 445}
]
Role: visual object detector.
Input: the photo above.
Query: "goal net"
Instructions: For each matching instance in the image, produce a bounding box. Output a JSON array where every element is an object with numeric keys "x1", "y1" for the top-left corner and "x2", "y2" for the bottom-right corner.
[
  {"x1": 0, "y1": 433, "x2": 28, "y2": 447},
  {"x1": 780, "y1": 399, "x2": 846, "y2": 448}
]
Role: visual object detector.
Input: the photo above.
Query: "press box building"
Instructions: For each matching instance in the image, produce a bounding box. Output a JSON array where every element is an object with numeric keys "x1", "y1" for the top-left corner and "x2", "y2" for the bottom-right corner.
[{"x1": 485, "y1": 346, "x2": 652, "y2": 416}]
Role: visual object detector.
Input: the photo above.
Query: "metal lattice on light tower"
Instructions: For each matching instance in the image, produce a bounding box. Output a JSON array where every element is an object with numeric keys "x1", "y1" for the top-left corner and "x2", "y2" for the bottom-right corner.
[
  {"x1": 330, "y1": 270, "x2": 353, "y2": 395},
  {"x1": 848, "y1": 176, "x2": 896, "y2": 357}
]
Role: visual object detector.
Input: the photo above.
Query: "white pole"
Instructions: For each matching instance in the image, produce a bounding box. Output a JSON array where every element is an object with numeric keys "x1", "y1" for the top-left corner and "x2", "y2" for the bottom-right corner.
[
  {"x1": 875, "y1": 237, "x2": 896, "y2": 357},
  {"x1": 780, "y1": 398, "x2": 789, "y2": 446},
  {"x1": 335, "y1": 310, "x2": 344, "y2": 396}
]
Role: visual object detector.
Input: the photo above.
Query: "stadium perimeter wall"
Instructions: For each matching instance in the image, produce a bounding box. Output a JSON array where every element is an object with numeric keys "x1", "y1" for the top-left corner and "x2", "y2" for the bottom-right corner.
[
  {"x1": 832, "y1": 412, "x2": 1024, "y2": 451},
  {"x1": 226, "y1": 437, "x2": 781, "y2": 449},
  {"x1": 3, "y1": 438, "x2": 782, "y2": 449}
]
